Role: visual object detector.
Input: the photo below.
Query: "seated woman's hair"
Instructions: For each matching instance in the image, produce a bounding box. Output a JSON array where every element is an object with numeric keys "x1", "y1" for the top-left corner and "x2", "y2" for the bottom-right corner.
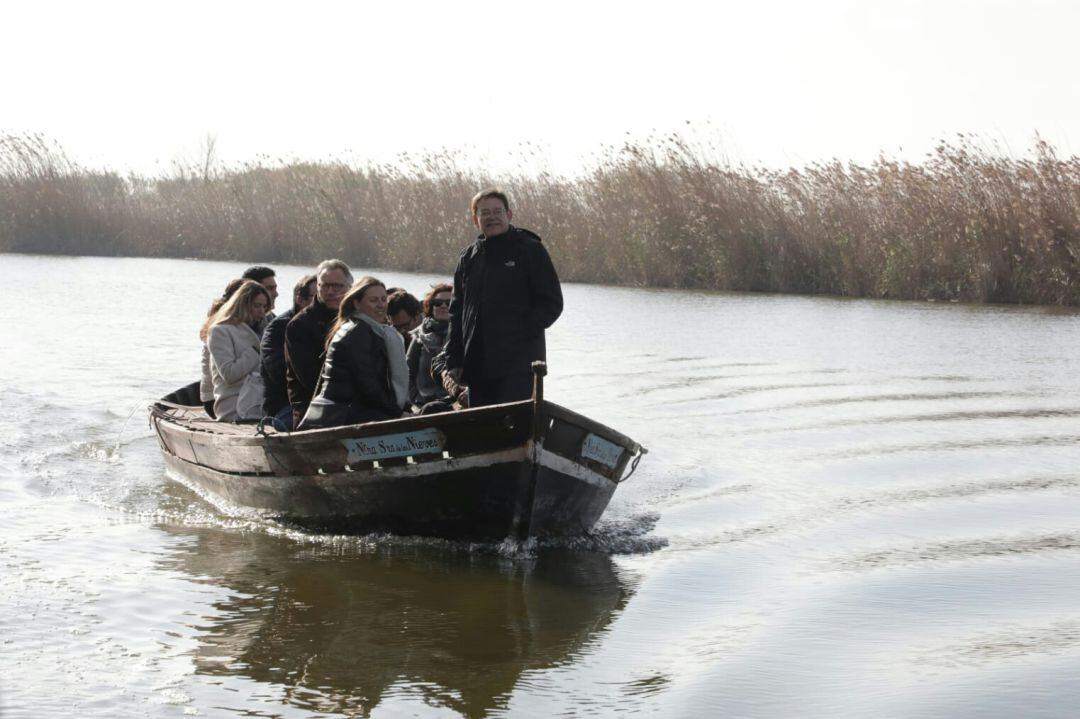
[
  {"x1": 210, "y1": 280, "x2": 271, "y2": 327},
  {"x1": 200, "y1": 278, "x2": 245, "y2": 341},
  {"x1": 325, "y1": 276, "x2": 386, "y2": 350},
  {"x1": 422, "y1": 283, "x2": 453, "y2": 316}
]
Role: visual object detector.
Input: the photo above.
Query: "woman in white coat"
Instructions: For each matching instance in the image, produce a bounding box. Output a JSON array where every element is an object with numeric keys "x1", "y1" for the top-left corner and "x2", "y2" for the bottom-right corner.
[
  {"x1": 207, "y1": 280, "x2": 271, "y2": 421},
  {"x1": 199, "y1": 278, "x2": 244, "y2": 418}
]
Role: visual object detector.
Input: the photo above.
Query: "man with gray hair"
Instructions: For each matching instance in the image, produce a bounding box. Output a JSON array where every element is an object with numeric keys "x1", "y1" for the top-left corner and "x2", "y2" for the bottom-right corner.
[{"x1": 285, "y1": 259, "x2": 353, "y2": 427}]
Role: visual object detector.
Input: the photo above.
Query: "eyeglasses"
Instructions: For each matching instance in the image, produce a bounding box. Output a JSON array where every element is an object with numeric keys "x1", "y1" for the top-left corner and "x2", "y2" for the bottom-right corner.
[
  {"x1": 478, "y1": 208, "x2": 506, "y2": 218},
  {"x1": 318, "y1": 282, "x2": 349, "y2": 292},
  {"x1": 430, "y1": 299, "x2": 450, "y2": 308}
]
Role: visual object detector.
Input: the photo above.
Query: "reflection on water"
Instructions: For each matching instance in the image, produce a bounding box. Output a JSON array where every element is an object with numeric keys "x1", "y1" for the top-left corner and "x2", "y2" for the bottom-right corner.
[{"x1": 159, "y1": 527, "x2": 631, "y2": 718}]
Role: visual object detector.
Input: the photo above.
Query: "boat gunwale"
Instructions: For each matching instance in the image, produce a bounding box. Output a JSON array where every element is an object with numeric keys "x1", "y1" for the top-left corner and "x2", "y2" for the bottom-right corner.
[
  {"x1": 149, "y1": 398, "x2": 642, "y2": 454},
  {"x1": 160, "y1": 441, "x2": 617, "y2": 489}
]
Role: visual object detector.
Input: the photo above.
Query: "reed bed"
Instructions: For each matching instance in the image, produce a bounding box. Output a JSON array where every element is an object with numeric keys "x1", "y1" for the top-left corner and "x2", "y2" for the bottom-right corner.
[{"x1": 2, "y1": 132, "x2": 1079, "y2": 305}]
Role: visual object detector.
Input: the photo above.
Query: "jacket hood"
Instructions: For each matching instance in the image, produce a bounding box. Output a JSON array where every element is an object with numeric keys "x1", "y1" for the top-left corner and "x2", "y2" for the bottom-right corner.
[{"x1": 474, "y1": 225, "x2": 542, "y2": 248}]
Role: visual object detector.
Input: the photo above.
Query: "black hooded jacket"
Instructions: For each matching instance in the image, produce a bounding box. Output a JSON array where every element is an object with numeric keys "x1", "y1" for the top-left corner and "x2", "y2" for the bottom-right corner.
[
  {"x1": 284, "y1": 299, "x2": 336, "y2": 424},
  {"x1": 445, "y1": 226, "x2": 563, "y2": 383},
  {"x1": 259, "y1": 306, "x2": 296, "y2": 416}
]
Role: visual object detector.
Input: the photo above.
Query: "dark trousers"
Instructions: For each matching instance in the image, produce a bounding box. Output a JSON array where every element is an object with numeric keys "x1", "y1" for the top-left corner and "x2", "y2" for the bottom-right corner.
[{"x1": 468, "y1": 372, "x2": 534, "y2": 407}]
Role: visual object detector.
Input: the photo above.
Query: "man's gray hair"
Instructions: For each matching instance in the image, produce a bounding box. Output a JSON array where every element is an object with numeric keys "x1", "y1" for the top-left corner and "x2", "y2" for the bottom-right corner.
[{"x1": 316, "y1": 259, "x2": 353, "y2": 285}]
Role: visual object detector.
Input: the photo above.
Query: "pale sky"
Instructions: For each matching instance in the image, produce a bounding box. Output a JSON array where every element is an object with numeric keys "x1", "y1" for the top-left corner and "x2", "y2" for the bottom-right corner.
[{"x1": 3, "y1": 0, "x2": 1077, "y2": 176}]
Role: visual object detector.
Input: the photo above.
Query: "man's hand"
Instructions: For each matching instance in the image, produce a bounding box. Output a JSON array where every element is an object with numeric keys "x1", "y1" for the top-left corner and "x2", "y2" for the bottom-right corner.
[{"x1": 442, "y1": 369, "x2": 465, "y2": 400}]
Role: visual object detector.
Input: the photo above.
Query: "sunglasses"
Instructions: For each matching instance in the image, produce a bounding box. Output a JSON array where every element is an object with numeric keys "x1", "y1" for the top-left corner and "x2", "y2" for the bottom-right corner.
[{"x1": 430, "y1": 299, "x2": 451, "y2": 308}]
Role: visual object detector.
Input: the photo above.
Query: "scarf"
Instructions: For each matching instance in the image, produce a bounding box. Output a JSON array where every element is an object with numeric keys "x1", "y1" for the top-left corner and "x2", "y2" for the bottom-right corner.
[
  {"x1": 414, "y1": 317, "x2": 449, "y2": 353},
  {"x1": 356, "y1": 313, "x2": 409, "y2": 409}
]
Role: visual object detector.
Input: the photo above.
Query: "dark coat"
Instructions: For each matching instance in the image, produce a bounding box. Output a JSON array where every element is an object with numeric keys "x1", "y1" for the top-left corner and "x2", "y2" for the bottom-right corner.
[
  {"x1": 259, "y1": 307, "x2": 296, "y2": 416},
  {"x1": 297, "y1": 318, "x2": 400, "y2": 430},
  {"x1": 445, "y1": 226, "x2": 563, "y2": 384},
  {"x1": 406, "y1": 317, "x2": 450, "y2": 407},
  {"x1": 284, "y1": 299, "x2": 335, "y2": 425}
]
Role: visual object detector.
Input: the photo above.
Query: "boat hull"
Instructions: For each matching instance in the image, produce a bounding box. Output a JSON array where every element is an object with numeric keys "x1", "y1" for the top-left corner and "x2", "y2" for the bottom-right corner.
[{"x1": 151, "y1": 396, "x2": 642, "y2": 540}]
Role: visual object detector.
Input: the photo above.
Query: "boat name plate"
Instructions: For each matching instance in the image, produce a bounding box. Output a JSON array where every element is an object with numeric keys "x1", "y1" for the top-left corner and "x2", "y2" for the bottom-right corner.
[
  {"x1": 342, "y1": 428, "x2": 446, "y2": 462},
  {"x1": 581, "y1": 433, "x2": 623, "y2": 468}
]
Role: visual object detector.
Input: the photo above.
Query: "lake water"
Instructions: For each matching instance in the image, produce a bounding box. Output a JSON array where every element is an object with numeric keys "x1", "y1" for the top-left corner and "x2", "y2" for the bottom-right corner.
[{"x1": 3, "y1": 253, "x2": 1080, "y2": 718}]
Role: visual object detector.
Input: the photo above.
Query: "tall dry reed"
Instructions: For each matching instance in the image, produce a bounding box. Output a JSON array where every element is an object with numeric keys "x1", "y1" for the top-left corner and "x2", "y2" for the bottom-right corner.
[{"x1": 2, "y1": 132, "x2": 1078, "y2": 305}]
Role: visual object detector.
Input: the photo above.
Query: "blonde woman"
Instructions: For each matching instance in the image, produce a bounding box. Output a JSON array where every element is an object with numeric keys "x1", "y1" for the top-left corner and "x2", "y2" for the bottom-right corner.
[
  {"x1": 207, "y1": 280, "x2": 271, "y2": 422},
  {"x1": 198, "y1": 278, "x2": 244, "y2": 418},
  {"x1": 298, "y1": 277, "x2": 408, "y2": 430}
]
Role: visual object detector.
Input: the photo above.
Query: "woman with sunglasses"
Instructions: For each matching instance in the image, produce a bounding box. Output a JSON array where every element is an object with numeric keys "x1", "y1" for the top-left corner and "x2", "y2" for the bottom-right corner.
[
  {"x1": 298, "y1": 277, "x2": 409, "y2": 430},
  {"x1": 405, "y1": 283, "x2": 456, "y2": 413}
]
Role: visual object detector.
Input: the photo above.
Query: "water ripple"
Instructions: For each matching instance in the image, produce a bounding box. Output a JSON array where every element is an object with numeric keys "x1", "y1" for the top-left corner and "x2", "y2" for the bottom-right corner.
[
  {"x1": 720, "y1": 389, "x2": 1025, "y2": 415},
  {"x1": 665, "y1": 474, "x2": 1080, "y2": 554},
  {"x1": 836, "y1": 474, "x2": 1080, "y2": 510},
  {"x1": 816, "y1": 433, "x2": 1080, "y2": 460},
  {"x1": 740, "y1": 407, "x2": 1080, "y2": 434},
  {"x1": 913, "y1": 620, "x2": 1080, "y2": 670},
  {"x1": 834, "y1": 533, "x2": 1080, "y2": 572}
]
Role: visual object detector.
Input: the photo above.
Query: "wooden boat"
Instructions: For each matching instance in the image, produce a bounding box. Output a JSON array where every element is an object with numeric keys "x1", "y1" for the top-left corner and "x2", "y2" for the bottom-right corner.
[{"x1": 149, "y1": 363, "x2": 646, "y2": 540}]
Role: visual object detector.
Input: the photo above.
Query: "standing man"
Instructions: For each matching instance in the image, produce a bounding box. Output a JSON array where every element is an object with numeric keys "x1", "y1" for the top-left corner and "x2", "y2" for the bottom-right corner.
[
  {"x1": 285, "y1": 259, "x2": 353, "y2": 427},
  {"x1": 261, "y1": 273, "x2": 316, "y2": 430},
  {"x1": 444, "y1": 188, "x2": 563, "y2": 406}
]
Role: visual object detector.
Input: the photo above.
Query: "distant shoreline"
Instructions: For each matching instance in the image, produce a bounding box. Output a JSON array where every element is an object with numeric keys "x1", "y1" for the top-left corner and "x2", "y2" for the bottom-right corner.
[{"x1": 2, "y1": 133, "x2": 1078, "y2": 306}]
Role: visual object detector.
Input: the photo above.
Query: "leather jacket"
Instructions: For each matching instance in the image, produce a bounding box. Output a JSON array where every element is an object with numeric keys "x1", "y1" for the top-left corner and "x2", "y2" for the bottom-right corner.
[{"x1": 298, "y1": 319, "x2": 400, "y2": 430}]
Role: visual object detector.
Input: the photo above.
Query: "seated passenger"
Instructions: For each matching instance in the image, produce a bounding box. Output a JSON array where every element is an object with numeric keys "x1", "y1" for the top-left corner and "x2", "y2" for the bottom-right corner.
[
  {"x1": 241, "y1": 265, "x2": 279, "y2": 334},
  {"x1": 406, "y1": 283, "x2": 454, "y2": 412},
  {"x1": 260, "y1": 273, "x2": 316, "y2": 430},
  {"x1": 207, "y1": 280, "x2": 271, "y2": 422},
  {"x1": 298, "y1": 277, "x2": 409, "y2": 430},
  {"x1": 199, "y1": 278, "x2": 244, "y2": 418},
  {"x1": 286, "y1": 259, "x2": 352, "y2": 428},
  {"x1": 387, "y1": 289, "x2": 422, "y2": 348}
]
